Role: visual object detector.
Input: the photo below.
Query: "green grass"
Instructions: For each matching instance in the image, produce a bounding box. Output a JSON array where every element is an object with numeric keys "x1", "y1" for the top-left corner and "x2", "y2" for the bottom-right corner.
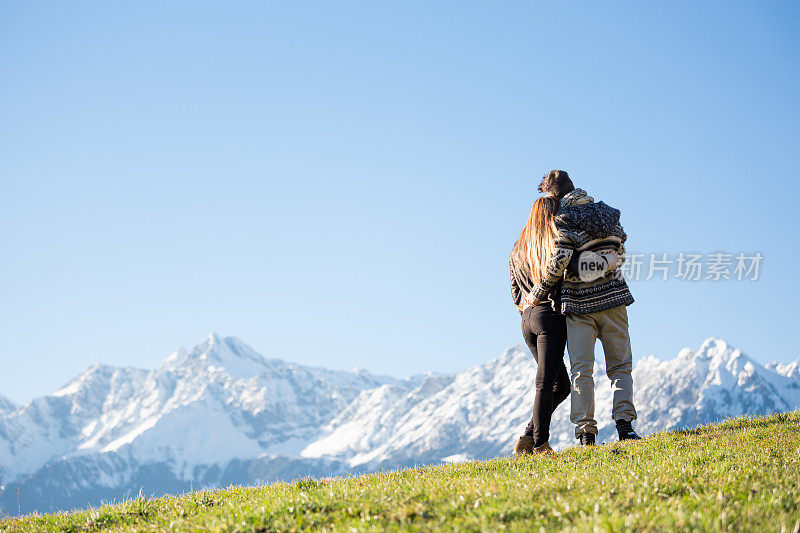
[{"x1": 2, "y1": 411, "x2": 799, "y2": 532}]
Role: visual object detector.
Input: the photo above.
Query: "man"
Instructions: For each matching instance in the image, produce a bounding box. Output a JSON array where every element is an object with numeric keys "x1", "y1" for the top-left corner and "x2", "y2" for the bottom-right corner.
[{"x1": 526, "y1": 170, "x2": 641, "y2": 445}]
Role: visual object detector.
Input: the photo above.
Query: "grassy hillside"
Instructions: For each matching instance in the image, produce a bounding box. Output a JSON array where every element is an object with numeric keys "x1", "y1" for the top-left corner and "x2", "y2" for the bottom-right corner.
[{"x1": 2, "y1": 411, "x2": 799, "y2": 532}]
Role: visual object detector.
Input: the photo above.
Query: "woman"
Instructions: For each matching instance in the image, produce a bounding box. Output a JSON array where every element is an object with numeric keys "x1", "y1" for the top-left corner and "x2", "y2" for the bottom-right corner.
[
  {"x1": 509, "y1": 196, "x2": 617, "y2": 454},
  {"x1": 510, "y1": 196, "x2": 570, "y2": 455}
]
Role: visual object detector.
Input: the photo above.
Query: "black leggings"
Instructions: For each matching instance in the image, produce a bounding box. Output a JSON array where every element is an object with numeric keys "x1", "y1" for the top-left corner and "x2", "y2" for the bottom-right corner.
[{"x1": 521, "y1": 304, "x2": 571, "y2": 447}]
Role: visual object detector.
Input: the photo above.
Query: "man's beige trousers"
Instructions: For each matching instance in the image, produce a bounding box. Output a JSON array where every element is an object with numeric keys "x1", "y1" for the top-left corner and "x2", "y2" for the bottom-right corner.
[{"x1": 566, "y1": 305, "x2": 637, "y2": 437}]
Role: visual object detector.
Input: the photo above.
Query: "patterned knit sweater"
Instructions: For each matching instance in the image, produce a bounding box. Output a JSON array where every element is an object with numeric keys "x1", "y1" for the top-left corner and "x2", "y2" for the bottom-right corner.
[{"x1": 530, "y1": 188, "x2": 634, "y2": 315}]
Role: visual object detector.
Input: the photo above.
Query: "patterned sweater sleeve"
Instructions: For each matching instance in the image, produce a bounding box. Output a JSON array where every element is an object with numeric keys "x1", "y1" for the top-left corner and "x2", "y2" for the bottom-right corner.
[
  {"x1": 617, "y1": 224, "x2": 628, "y2": 267},
  {"x1": 530, "y1": 227, "x2": 575, "y2": 300}
]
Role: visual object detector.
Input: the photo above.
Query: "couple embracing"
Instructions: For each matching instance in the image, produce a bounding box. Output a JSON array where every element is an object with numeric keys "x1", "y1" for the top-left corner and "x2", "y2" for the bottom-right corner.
[{"x1": 510, "y1": 170, "x2": 640, "y2": 454}]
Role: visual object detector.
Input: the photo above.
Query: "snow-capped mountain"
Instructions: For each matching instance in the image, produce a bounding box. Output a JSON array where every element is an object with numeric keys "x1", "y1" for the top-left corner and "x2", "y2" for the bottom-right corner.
[
  {"x1": 1, "y1": 334, "x2": 797, "y2": 515},
  {"x1": 301, "y1": 337, "x2": 800, "y2": 463},
  {"x1": 768, "y1": 359, "x2": 800, "y2": 381}
]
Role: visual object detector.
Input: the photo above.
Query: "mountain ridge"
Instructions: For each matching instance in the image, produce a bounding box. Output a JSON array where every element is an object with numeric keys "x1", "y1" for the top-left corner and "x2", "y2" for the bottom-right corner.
[{"x1": 1, "y1": 333, "x2": 798, "y2": 515}]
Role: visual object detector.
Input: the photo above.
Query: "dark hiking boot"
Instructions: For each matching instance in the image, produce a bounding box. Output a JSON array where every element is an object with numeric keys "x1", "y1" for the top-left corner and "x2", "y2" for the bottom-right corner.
[
  {"x1": 577, "y1": 432, "x2": 596, "y2": 446},
  {"x1": 513, "y1": 435, "x2": 534, "y2": 456},
  {"x1": 616, "y1": 419, "x2": 642, "y2": 441},
  {"x1": 533, "y1": 442, "x2": 555, "y2": 455}
]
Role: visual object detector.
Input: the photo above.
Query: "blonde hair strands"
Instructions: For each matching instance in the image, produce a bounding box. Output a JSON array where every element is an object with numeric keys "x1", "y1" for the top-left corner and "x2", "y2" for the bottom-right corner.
[{"x1": 512, "y1": 196, "x2": 559, "y2": 286}]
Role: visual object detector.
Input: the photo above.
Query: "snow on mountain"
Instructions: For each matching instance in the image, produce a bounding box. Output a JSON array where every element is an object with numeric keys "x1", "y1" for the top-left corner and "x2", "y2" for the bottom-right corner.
[
  {"x1": 1, "y1": 334, "x2": 798, "y2": 515},
  {"x1": 299, "y1": 338, "x2": 800, "y2": 466},
  {"x1": 0, "y1": 333, "x2": 400, "y2": 513},
  {"x1": 767, "y1": 358, "x2": 800, "y2": 381},
  {"x1": 0, "y1": 395, "x2": 16, "y2": 415},
  {"x1": 633, "y1": 339, "x2": 800, "y2": 433}
]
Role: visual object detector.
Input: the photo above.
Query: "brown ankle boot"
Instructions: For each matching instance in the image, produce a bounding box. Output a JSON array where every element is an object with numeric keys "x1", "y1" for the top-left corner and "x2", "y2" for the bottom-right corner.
[
  {"x1": 513, "y1": 435, "x2": 534, "y2": 455},
  {"x1": 533, "y1": 442, "x2": 555, "y2": 455}
]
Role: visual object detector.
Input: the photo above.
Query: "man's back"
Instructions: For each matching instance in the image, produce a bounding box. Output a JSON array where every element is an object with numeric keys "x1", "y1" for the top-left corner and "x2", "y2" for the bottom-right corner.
[{"x1": 553, "y1": 189, "x2": 634, "y2": 315}]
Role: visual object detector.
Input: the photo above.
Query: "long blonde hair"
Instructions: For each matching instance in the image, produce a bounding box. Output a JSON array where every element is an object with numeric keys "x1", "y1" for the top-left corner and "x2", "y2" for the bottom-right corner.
[{"x1": 511, "y1": 196, "x2": 559, "y2": 285}]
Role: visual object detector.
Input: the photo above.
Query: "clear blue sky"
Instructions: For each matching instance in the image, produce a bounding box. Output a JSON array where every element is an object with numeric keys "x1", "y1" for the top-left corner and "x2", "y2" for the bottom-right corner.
[{"x1": 1, "y1": 2, "x2": 798, "y2": 404}]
